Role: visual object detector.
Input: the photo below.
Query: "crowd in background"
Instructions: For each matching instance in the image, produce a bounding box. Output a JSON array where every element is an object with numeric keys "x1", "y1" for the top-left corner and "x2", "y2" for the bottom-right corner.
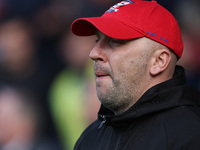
[{"x1": 0, "y1": 0, "x2": 199, "y2": 150}]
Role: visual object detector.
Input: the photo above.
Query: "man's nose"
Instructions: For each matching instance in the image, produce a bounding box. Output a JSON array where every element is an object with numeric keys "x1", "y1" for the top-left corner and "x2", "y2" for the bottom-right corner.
[{"x1": 89, "y1": 43, "x2": 105, "y2": 62}]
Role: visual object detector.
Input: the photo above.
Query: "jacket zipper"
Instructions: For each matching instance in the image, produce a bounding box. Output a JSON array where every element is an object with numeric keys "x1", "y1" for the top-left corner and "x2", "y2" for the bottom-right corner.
[{"x1": 98, "y1": 115, "x2": 106, "y2": 129}]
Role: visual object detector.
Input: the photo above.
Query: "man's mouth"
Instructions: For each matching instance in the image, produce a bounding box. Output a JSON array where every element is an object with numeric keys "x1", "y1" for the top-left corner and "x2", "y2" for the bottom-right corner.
[{"x1": 95, "y1": 71, "x2": 110, "y2": 78}]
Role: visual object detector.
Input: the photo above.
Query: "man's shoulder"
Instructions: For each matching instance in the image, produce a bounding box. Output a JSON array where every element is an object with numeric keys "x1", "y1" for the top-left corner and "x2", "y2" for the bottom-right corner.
[
  {"x1": 74, "y1": 119, "x2": 101, "y2": 149},
  {"x1": 133, "y1": 105, "x2": 200, "y2": 149},
  {"x1": 155, "y1": 105, "x2": 200, "y2": 144}
]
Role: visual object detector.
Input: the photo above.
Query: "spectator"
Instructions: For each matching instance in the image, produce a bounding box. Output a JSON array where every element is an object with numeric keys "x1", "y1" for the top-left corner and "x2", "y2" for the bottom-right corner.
[
  {"x1": 0, "y1": 17, "x2": 63, "y2": 144},
  {"x1": 0, "y1": 85, "x2": 62, "y2": 150}
]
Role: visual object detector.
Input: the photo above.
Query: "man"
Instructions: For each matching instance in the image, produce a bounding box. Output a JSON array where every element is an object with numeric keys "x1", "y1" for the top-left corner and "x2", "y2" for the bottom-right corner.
[
  {"x1": 0, "y1": 86, "x2": 62, "y2": 150},
  {"x1": 71, "y1": 0, "x2": 200, "y2": 149}
]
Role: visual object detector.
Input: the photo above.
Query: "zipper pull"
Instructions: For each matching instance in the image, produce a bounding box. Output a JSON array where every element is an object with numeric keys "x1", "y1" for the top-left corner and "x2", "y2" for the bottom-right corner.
[{"x1": 98, "y1": 115, "x2": 106, "y2": 129}]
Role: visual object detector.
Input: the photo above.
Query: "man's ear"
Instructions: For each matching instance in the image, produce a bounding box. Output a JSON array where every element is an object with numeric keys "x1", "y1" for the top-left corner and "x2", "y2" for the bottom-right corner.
[{"x1": 149, "y1": 49, "x2": 171, "y2": 76}]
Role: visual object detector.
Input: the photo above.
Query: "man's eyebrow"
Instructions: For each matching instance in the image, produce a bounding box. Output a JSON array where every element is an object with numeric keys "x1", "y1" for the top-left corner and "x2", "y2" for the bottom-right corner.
[
  {"x1": 94, "y1": 30, "x2": 100, "y2": 36},
  {"x1": 94, "y1": 30, "x2": 135, "y2": 44}
]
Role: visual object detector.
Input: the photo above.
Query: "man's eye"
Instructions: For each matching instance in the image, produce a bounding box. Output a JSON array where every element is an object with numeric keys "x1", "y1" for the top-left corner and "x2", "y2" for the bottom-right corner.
[
  {"x1": 95, "y1": 38, "x2": 100, "y2": 43},
  {"x1": 110, "y1": 39, "x2": 122, "y2": 44},
  {"x1": 109, "y1": 39, "x2": 126, "y2": 47},
  {"x1": 109, "y1": 38, "x2": 132, "y2": 47}
]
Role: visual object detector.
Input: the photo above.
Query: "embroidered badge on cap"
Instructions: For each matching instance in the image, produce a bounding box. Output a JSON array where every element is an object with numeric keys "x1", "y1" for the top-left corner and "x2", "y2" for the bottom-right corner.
[{"x1": 106, "y1": 0, "x2": 134, "y2": 13}]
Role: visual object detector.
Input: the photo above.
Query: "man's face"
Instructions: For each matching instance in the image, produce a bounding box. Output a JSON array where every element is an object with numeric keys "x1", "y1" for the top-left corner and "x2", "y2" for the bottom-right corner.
[{"x1": 90, "y1": 31, "x2": 151, "y2": 114}]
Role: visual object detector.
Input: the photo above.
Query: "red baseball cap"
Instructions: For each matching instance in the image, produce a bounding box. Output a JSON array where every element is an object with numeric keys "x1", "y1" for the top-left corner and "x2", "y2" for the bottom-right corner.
[{"x1": 71, "y1": 0, "x2": 183, "y2": 58}]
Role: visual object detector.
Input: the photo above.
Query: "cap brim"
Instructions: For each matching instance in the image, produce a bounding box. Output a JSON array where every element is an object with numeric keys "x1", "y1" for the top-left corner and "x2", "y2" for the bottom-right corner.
[{"x1": 71, "y1": 17, "x2": 144, "y2": 39}]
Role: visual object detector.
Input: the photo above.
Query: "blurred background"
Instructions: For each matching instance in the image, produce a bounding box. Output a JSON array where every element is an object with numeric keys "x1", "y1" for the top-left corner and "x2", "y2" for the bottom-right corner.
[{"x1": 0, "y1": 0, "x2": 199, "y2": 150}]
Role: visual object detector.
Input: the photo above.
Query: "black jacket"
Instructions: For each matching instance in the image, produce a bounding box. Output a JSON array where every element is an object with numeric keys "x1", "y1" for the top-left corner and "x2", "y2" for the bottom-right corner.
[{"x1": 74, "y1": 66, "x2": 200, "y2": 150}]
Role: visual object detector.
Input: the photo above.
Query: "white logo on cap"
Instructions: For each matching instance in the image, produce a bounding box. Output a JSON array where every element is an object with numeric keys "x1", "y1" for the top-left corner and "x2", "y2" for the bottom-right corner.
[{"x1": 106, "y1": 0, "x2": 134, "y2": 13}]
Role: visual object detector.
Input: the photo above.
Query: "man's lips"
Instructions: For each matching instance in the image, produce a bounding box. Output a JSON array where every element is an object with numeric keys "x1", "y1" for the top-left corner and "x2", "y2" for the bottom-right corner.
[{"x1": 95, "y1": 71, "x2": 110, "y2": 78}]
